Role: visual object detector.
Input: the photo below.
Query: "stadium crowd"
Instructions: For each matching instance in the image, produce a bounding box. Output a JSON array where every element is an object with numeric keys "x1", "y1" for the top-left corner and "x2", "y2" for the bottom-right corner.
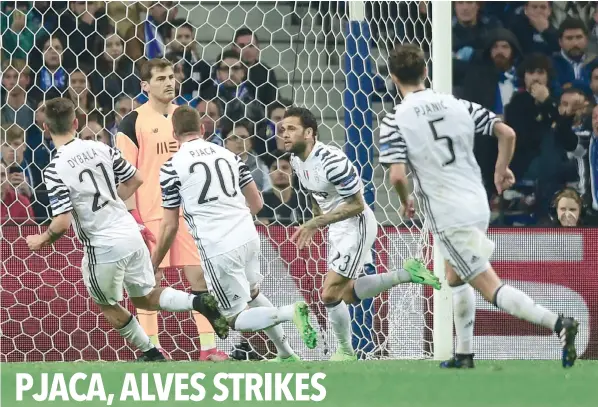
[{"x1": 1, "y1": 0, "x2": 598, "y2": 229}]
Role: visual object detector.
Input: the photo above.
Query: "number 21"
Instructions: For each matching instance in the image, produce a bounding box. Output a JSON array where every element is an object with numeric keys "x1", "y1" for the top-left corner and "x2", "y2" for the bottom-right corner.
[{"x1": 429, "y1": 118, "x2": 455, "y2": 167}]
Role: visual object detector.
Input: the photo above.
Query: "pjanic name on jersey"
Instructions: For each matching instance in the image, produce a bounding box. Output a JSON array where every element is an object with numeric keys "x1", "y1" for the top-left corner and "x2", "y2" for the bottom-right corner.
[
  {"x1": 413, "y1": 100, "x2": 448, "y2": 117},
  {"x1": 67, "y1": 149, "x2": 99, "y2": 168}
]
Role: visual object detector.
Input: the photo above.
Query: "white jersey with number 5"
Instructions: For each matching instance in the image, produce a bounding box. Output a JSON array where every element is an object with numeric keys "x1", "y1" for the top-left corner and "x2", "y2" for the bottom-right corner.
[
  {"x1": 159, "y1": 138, "x2": 258, "y2": 259},
  {"x1": 378, "y1": 89, "x2": 502, "y2": 232},
  {"x1": 43, "y1": 138, "x2": 143, "y2": 263}
]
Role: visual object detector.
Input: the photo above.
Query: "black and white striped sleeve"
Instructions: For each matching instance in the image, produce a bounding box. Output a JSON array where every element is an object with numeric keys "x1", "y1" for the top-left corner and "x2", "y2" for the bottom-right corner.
[
  {"x1": 378, "y1": 112, "x2": 407, "y2": 165},
  {"x1": 110, "y1": 147, "x2": 137, "y2": 183},
  {"x1": 323, "y1": 152, "x2": 361, "y2": 198},
  {"x1": 43, "y1": 163, "x2": 72, "y2": 216},
  {"x1": 459, "y1": 99, "x2": 502, "y2": 136},
  {"x1": 236, "y1": 155, "x2": 254, "y2": 189},
  {"x1": 159, "y1": 159, "x2": 181, "y2": 209}
]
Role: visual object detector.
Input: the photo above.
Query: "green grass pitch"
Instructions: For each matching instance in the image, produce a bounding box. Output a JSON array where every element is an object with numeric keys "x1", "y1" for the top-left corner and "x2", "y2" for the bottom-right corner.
[{"x1": 3, "y1": 360, "x2": 597, "y2": 407}]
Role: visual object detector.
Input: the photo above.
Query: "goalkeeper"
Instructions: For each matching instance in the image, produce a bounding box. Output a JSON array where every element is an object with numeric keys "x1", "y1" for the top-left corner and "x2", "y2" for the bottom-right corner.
[{"x1": 116, "y1": 58, "x2": 228, "y2": 361}]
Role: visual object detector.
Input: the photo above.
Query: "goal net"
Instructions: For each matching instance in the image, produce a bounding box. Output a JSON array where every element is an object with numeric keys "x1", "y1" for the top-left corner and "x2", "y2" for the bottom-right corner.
[{"x1": 3, "y1": 1, "x2": 595, "y2": 363}]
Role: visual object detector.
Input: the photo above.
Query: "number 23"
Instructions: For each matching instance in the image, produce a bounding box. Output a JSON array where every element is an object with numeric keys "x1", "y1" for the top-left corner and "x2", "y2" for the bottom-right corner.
[{"x1": 331, "y1": 252, "x2": 351, "y2": 272}]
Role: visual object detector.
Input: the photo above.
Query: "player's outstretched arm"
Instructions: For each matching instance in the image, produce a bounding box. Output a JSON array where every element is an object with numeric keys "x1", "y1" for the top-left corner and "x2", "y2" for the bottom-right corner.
[
  {"x1": 241, "y1": 181, "x2": 263, "y2": 215},
  {"x1": 388, "y1": 163, "x2": 410, "y2": 206},
  {"x1": 26, "y1": 212, "x2": 71, "y2": 251},
  {"x1": 151, "y1": 208, "x2": 179, "y2": 271},
  {"x1": 493, "y1": 122, "x2": 517, "y2": 194},
  {"x1": 116, "y1": 170, "x2": 143, "y2": 201}
]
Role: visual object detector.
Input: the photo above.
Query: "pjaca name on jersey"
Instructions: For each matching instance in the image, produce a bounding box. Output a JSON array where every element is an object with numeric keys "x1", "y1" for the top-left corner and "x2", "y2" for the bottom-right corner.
[{"x1": 189, "y1": 146, "x2": 217, "y2": 158}]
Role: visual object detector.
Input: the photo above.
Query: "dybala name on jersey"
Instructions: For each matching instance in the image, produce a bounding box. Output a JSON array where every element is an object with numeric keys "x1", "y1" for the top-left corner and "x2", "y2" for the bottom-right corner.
[{"x1": 66, "y1": 149, "x2": 100, "y2": 168}]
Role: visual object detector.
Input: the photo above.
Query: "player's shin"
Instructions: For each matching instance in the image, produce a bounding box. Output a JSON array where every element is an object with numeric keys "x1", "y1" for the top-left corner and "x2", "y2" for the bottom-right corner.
[
  {"x1": 492, "y1": 284, "x2": 559, "y2": 330},
  {"x1": 233, "y1": 305, "x2": 295, "y2": 331},
  {"x1": 325, "y1": 300, "x2": 354, "y2": 355},
  {"x1": 248, "y1": 293, "x2": 294, "y2": 358},
  {"x1": 157, "y1": 287, "x2": 195, "y2": 311},
  {"x1": 452, "y1": 284, "x2": 476, "y2": 355},
  {"x1": 351, "y1": 268, "x2": 412, "y2": 302}
]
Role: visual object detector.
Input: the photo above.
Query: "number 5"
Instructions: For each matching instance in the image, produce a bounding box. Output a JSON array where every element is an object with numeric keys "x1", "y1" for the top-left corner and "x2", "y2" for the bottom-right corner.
[{"x1": 429, "y1": 118, "x2": 455, "y2": 167}]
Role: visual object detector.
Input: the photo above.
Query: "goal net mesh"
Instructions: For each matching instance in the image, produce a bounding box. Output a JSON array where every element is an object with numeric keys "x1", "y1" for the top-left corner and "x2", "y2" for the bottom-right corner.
[{"x1": 6, "y1": 1, "x2": 592, "y2": 363}]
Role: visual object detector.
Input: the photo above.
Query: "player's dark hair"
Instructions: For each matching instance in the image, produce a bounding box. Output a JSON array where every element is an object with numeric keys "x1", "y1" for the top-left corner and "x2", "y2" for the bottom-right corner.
[
  {"x1": 516, "y1": 52, "x2": 554, "y2": 82},
  {"x1": 558, "y1": 17, "x2": 588, "y2": 38},
  {"x1": 283, "y1": 107, "x2": 318, "y2": 139},
  {"x1": 140, "y1": 58, "x2": 173, "y2": 82},
  {"x1": 388, "y1": 44, "x2": 426, "y2": 86},
  {"x1": 172, "y1": 105, "x2": 201, "y2": 137},
  {"x1": 234, "y1": 27, "x2": 258, "y2": 44},
  {"x1": 45, "y1": 97, "x2": 76, "y2": 135}
]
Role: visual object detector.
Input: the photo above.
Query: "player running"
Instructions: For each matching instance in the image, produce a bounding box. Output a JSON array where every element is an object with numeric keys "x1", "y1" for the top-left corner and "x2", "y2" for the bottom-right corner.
[
  {"x1": 379, "y1": 44, "x2": 579, "y2": 368},
  {"x1": 281, "y1": 107, "x2": 441, "y2": 361},
  {"x1": 151, "y1": 106, "x2": 317, "y2": 361},
  {"x1": 26, "y1": 98, "x2": 227, "y2": 362},
  {"x1": 116, "y1": 58, "x2": 227, "y2": 361}
]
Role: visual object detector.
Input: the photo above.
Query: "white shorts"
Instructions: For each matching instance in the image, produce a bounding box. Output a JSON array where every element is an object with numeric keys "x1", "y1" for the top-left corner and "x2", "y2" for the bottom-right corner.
[
  {"x1": 435, "y1": 222, "x2": 495, "y2": 282},
  {"x1": 327, "y1": 207, "x2": 378, "y2": 279},
  {"x1": 200, "y1": 238, "x2": 263, "y2": 318},
  {"x1": 82, "y1": 247, "x2": 155, "y2": 305}
]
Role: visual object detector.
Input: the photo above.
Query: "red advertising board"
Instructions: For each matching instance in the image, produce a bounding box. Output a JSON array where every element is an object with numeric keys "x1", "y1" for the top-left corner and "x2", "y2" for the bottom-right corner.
[{"x1": 1, "y1": 225, "x2": 597, "y2": 361}]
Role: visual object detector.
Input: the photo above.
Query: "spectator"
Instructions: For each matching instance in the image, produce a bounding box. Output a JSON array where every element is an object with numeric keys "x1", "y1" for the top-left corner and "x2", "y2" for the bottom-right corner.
[
  {"x1": 558, "y1": 88, "x2": 594, "y2": 209},
  {"x1": 552, "y1": 17, "x2": 598, "y2": 90},
  {"x1": 29, "y1": 34, "x2": 69, "y2": 105},
  {"x1": 256, "y1": 153, "x2": 299, "y2": 225},
  {"x1": 66, "y1": 68, "x2": 98, "y2": 118},
  {"x1": 550, "y1": 2, "x2": 596, "y2": 29},
  {"x1": 126, "y1": 1, "x2": 177, "y2": 63},
  {"x1": 452, "y1": 1, "x2": 502, "y2": 87},
  {"x1": 55, "y1": 1, "x2": 110, "y2": 68},
  {"x1": 255, "y1": 99, "x2": 291, "y2": 160},
  {"x1": 232, "y1": 28, "x2": 278, "y2": 108},
  {"x1": 206, "y1": 50, "x2": 262, "y2": 124},
  {"x1": 222, "y1": 120, "x2": 271, "y2": 192},
  {"x1": 196, "y1": 98, "x2": 223, "y2": 146},
  {"x1": 591, "y1": 65, "x2": 598, "y2": 104},
  {"x1": 1, "y1": 59, "x2": 34, "y2": 131},
  {"x1": 508, "y1": 1, "x2": 559, "y2": 56},
  {"x1": 169, "y1": 54, "x2": 195, "y2": 105},
  {"x1": 461, "y1": 28, "x2": 522, "y2": 115},
  {"x1": 165, "y1": 19, "x2": 212, "y2": 99},
  {"x1": 92, "y1": 30, "x2": 140, "y2": 111},
  {"x1": 505, "y1": 53, "x2": 580, "y2": 218},
  {"x1": 108, "y1": 95, "x2": 138, "y2": 135},
  {"x1": 0, "y1": 124, "x2": 32, "y2": 198},
  {"x1": 1, "y1": 1, "x2": 41, "y2": 60},
  {"x1": 589, "y1": 105, "x2": 598, "y2": 213},
  {"x1": 1, "y1": 162, "x2": 33, "y2": 225},
  {"x1": 550, "y1": 188, "x2": 584, "y2": 227},
  {"x1": 79, "y1": 118, "x2": 111, "y2": 146}
]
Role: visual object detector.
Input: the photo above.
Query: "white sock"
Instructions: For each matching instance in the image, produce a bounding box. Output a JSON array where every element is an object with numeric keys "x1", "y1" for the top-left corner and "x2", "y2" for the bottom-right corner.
[
  {"x1": 117, "y1": 316, "x2": 153, "y2": 352},
  {"x1": 158, "y1": 287, "x2": 194, "y2": 312},
  {"x1": 495, "y1": 285, "x2": 559, "y2": 330},
  {"x1": 353, "y1": 269, "x2": 411, "y2": 300},
  {"x1": 234, "y1": 305, "x2": 295, "y2": 332},
  {"x1": 326, "y1": 301, "x2": 353, "y2": 354},
  {"x1": 452, "y1": 284, "x2": 475, "y2": 354},
  {"x1": 248, "y1": 294, "x2": 294, "y2": 358}
]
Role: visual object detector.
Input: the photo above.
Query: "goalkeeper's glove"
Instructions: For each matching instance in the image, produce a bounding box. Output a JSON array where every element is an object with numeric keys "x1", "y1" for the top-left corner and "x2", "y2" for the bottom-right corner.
[{"x1": 130, "y1": 209, "x2": 156, "y2": 248}]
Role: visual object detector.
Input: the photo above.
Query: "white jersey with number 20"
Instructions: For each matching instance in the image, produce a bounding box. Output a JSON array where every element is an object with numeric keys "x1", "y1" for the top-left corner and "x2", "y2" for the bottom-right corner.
[{"x1": 378, "y1": 89, "x2": 502, "y2": 232}]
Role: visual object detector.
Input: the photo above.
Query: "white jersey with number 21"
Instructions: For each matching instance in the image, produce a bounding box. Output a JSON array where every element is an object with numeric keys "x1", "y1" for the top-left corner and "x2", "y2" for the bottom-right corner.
[{"x1": 378, "y1": 89, "x2": 502, "y2": 233}]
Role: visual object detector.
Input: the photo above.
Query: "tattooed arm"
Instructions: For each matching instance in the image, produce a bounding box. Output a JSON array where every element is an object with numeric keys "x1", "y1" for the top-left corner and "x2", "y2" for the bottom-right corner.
[{"x1": 310, "y1": 193, "x2": 365, "y2": 228}]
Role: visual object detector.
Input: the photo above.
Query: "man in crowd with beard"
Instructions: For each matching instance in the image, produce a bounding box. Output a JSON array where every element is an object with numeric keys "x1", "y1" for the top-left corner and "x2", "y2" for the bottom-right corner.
[
  {"x1": 552, "y1": 17, "x2": 598, "y2": 90},
  {"x1": 459, "y1": 28, "x2": 522, "y2": 199}
]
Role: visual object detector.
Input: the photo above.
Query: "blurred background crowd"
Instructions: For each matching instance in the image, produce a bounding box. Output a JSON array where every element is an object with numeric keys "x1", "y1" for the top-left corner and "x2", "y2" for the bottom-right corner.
[{"x1": 1, "y1": 1, "x2": 597, "y2": 230}]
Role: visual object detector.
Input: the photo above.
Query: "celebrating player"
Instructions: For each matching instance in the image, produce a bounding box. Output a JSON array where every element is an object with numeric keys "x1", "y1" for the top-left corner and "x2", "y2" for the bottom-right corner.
[
  {"x1": 379, "y1": 44, "x2": 579, "y2": 368},
  {"x1": 281, "y1": 107, "x2": 441, "y2": 361},
  {"x1": 116, "y1": 59, "x2": 227, "y2": 361},
  {"x1": 151, "y1": 106, "x2": 317, "y2": 360},
  {"x1": 26, "y1": 98, "x2": 227, "y2": 362}
]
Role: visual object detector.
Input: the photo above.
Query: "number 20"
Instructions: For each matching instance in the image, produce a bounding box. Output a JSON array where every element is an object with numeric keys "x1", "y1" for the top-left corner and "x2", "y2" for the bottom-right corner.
[
  {"x1": 429, "y1": 118, "x2": 456, "y2": 167},
  {"x1": 189, "y1": 158, "x2": 238, "y2": 205}
]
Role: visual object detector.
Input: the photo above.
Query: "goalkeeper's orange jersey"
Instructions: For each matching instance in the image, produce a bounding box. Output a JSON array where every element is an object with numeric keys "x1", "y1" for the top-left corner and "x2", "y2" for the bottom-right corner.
[{"x1": 115, "y1": 102, "x2": 179, "y2": 223}]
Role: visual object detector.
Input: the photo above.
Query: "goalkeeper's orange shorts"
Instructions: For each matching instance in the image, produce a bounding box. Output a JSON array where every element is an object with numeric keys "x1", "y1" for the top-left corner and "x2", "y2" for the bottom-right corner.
[{"x1": 145, "y1": 218, "x2": 201, "y2": 268}]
